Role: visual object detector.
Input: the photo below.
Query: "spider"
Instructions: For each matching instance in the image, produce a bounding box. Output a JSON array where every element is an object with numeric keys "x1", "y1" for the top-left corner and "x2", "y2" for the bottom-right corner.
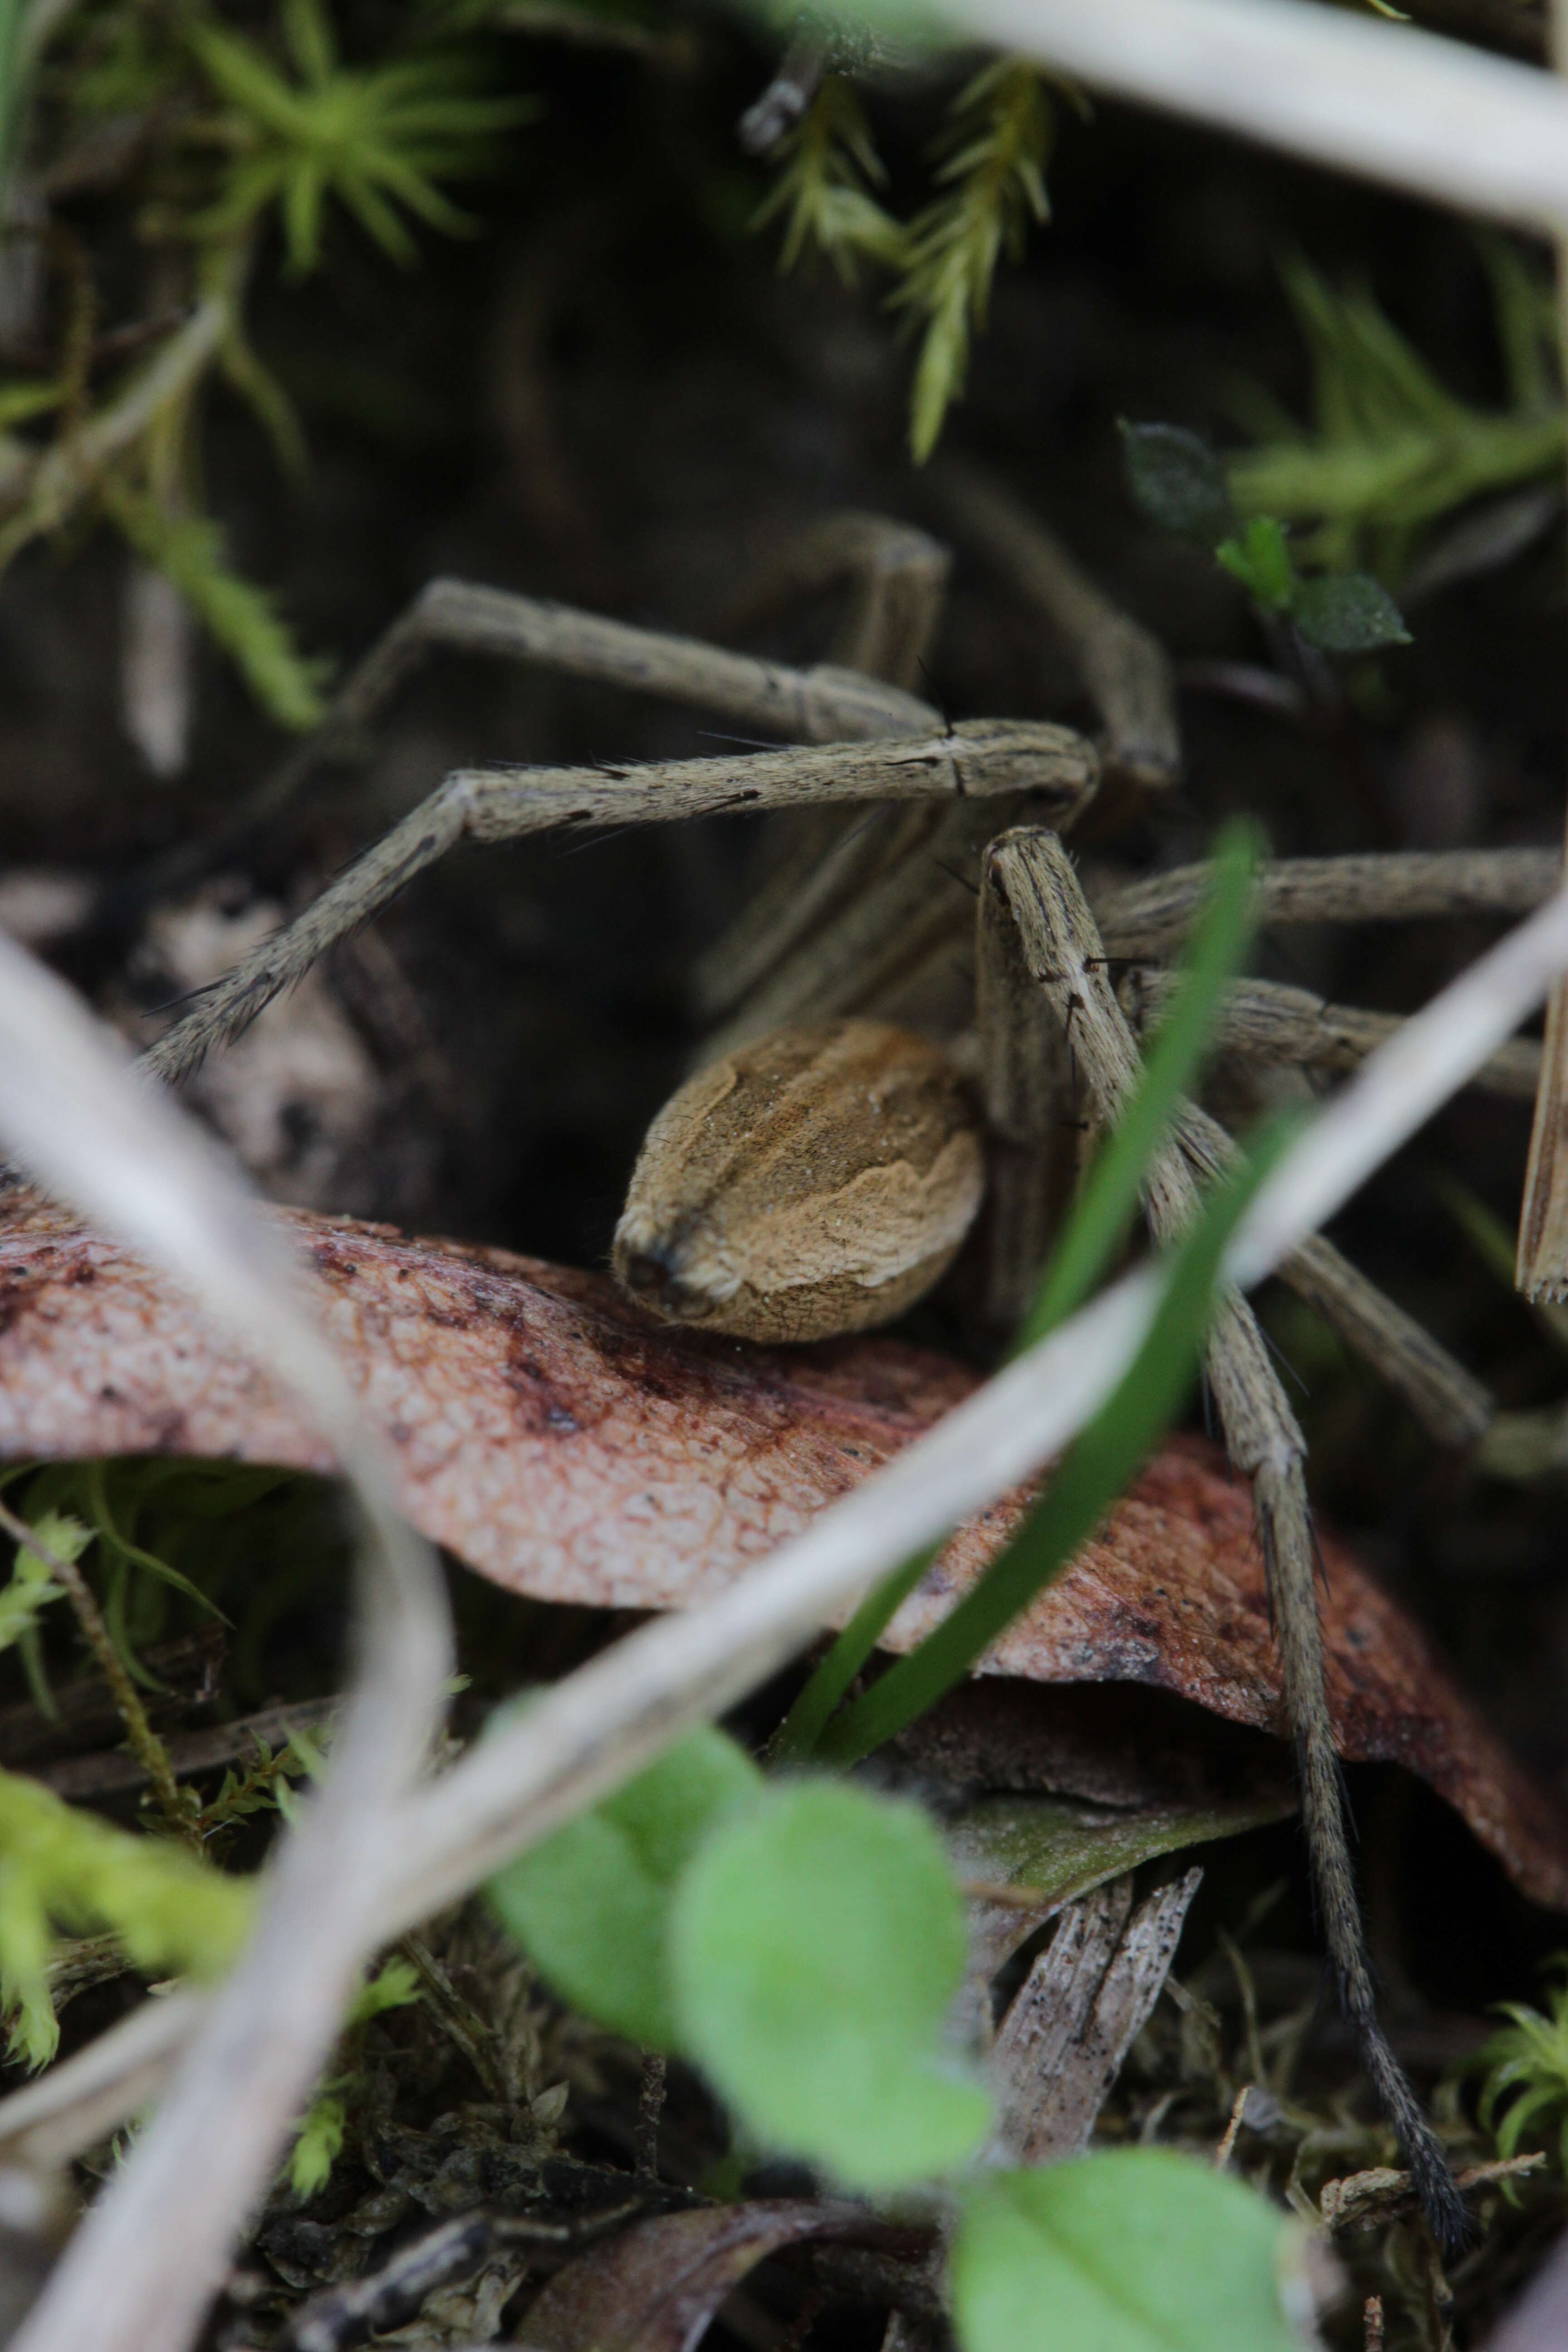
[{"x1": 135, "y1": 485, "x2": 1561, "y2": 2242}]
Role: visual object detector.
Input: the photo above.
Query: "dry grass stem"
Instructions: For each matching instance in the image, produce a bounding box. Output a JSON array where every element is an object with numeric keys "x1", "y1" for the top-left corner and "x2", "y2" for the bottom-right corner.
[
  {"x1": 948, "y1": 0, "x2": 1568, "y2": 234},
  {"x1": 0, "y1": 930, "x2": 451, "y2": 2352}
]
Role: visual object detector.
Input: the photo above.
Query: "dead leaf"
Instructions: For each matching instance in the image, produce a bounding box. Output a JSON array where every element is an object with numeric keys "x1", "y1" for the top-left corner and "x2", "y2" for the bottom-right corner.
[
  {"x1": 986, "y1": 1868, "x2": 1202, "y2": 2165},
  {"x1": 518, "y1": 2200, "x2": 899, "y2": 2352},
  {"x1": 0, "y1": 1205, "x2": 1563, "y2": 1907}
]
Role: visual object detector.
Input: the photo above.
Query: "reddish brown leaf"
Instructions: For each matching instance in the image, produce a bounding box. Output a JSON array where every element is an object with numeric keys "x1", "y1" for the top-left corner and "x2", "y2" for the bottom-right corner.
[
  {"x1": 519, "y1": 2200, "x2": 887, "y2": 2352},
  {"x1": 0, "y1": 1204, "x2": 1563, "y2": 1906}
]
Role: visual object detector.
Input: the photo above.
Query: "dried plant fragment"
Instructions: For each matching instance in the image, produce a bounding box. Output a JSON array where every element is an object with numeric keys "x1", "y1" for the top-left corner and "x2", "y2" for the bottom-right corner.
[
  {"x1": 521, "y1": 2200, "x2": 912, "y2": 2352},
  {"x1": 986, "y1": 1868, "x2": 1202, "y2": 2164},
  {"x1": 0, "y1": 1207, "x2": 1564, "y2": 1906}
]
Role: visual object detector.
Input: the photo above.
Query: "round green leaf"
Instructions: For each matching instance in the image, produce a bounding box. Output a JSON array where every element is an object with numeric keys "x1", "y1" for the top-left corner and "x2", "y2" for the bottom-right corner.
[
  {"x1": 1292, "y1": 570, "x2": 1411, "y2": 653},
  {"x1": 952, "y1": 2153, "x2": 1311, "y2": 2352},
  {"x1": 485, "y1": 1722, "x2": 761, "y2": 2049},
  {"x1": 669, "y1": 1780, "x2": 990, "y2": 2189}
]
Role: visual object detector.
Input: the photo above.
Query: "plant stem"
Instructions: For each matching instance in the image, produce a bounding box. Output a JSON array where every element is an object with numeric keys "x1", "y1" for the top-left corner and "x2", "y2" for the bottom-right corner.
[{"x1": 0, "y1": 1496, "x2": 195, "y2": 1847}]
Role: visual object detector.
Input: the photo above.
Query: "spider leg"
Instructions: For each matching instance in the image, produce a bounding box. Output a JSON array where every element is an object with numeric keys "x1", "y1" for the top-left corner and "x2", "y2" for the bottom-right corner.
[
  {"x1": 979, "y1": 822, "x2": 1469, "y2": 2250},
  {"x1": 1122, "y1": 965, "x2": 1542, "y2": 1100},
  {"x1": 928, "y1": 456, "x2": 1182, "y2": 793},
  {"x1": 144, "y1": 722, "x2": 1098, "y2": 1086},
  {"x1": 699, "y1": 799, "x2": 1004, "y2": 1058},
  {"x1": 705, "y1": 512, "x2": 951, "y2": 692},
  {"x1": 691, "y1": 516, "x2": 954, "y2": 1025},
  {"x1": 1095, "y1": 847, "x2": 1559, "y2": 962},
  {"x1": 258, "y1": 576, "x2": 945, "y2": 824},
  {"x1": 975, "y1": 840, "x2": 1087, "y2": 1325}
]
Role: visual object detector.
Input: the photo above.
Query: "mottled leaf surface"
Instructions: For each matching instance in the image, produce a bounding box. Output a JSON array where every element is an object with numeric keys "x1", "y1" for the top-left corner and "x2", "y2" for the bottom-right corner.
[{"x1": 1, "y1": 1205, "x2": 1563, "y2": 1906}]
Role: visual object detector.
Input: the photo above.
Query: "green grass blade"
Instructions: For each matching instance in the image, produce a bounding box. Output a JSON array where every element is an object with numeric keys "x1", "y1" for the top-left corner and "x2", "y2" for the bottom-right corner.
[
  {"x1": 767, "y1": 1541, "x2": 939, "y2": 1766},
  {"x1": 815, "y1": 1119, "x2": 1295, "y2": 1769}
]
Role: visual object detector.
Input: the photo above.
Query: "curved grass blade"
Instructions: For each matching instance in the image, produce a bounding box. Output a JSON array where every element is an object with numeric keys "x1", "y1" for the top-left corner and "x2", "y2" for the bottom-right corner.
[{"x1": 815, "y1": 1120, "x2": 1294, "y2": 1767}]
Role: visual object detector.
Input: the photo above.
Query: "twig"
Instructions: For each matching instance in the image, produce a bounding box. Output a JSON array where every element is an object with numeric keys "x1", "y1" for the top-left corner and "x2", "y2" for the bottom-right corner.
[
  {"x1": 941, "y1": 0, "x2": 1568, "y2": 236},
  {"x1": 32, "y1": 1695, "x2": 338, "y2": 1804},
  {"x1": 635, "y1": 2050, "x2": 666, "y2": 2177},
  {"x1": 0, "y1": 296, "x2": 228, "y2": 568},
  {"x1": 1215, "y1": 2086, "x2": 1250, "y2": 2170},
  {"x1": 0, "y1": 928, "x2": 451, "y2": 2352},
  {"x1": 0, "y1": 1495, "x2": 191, "y2": 1846}
]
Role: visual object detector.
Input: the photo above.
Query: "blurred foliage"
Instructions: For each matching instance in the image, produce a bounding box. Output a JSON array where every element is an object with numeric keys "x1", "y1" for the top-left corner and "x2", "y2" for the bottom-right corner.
[
  {"x1": 751, "y1": 74, "x2": 903, "y2": 279},
  {"x1": 0, "y1": 1760, "x2": 251, "y2": 2065},
  {"x1": 0, "y1": 0, "x2": 537, "y2": 733},
  {"x1": 0, "y1": 1457, "x2": 345, "y2": 2064},
  {"x1": 760, "y1": 57, "x2": 1056, "y2": 461},
  {"x1": 1477, "y1": 1960, "x2": 1568, "y2": 2177},
  {"x1": 1228, "y1": 243, "x2": 1565, "y2": 581},
  {"x1": 890, "y1": 58, "x2": 1051, "y2": 463},
  {"x1": 0, "y1": 1456, "x2": 346, "y2": 1700}
]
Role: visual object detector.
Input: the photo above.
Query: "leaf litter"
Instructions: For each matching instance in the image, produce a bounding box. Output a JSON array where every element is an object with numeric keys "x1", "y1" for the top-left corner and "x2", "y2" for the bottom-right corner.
[{"x1": 1, "y1": 1200, "x2": 1564, "y2": 1910}]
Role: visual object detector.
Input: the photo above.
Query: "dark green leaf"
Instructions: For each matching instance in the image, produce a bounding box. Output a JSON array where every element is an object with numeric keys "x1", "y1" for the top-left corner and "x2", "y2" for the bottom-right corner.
[
  {"x1": 486, "y1": 1721, "x2": 761, "y2": 2048},
  {"x1": 1120, "y1": 421, "x2": 1235, "y2": 546},
  {"x1": 670, "y1": 1780, "x2": 990, "y2": 2187},
  {"x1": 1291, "y1": 569, "x2": 1412, "y2": 652},
  {"x1": 951, "y1": 2154, "x2": 1309, "y2": 2352},
  {"x1": 947, "y1": 1793, "x2": 1297, "y2": 1914}
]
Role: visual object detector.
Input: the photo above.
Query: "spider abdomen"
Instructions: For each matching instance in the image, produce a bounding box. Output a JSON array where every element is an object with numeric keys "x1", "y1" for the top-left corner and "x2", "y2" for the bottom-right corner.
[{"x1": 612, "y1": 1019, "x2": 985, "y2": 1344}]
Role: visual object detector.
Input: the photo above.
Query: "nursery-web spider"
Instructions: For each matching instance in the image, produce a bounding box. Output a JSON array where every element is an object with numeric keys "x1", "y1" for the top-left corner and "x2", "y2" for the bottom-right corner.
[{"x1": 140, "y1": 490, "x2": 1563, "y2": 2244}]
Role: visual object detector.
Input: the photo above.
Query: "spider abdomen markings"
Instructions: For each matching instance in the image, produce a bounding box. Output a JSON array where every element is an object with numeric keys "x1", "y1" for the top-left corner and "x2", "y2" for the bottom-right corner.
[{"x1": 612, "y1": 1019, "x2": 985, "y2": 1344}]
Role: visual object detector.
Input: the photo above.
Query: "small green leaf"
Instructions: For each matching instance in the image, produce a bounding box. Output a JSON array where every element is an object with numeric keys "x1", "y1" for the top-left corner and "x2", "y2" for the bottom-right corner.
[
  {"x1": 1120, "y1": 421, "x2": 1235, "y2": 546},
  {"x1": 1215, "y1": 515, "x2": 1296, "y2": 612},
  {"x1": 1291, "y1": 569, "x2": 1412, "y2": 652},
  {"x1": 348, "y1": 1957, "x2": 421, "y2": 2024},
  {"x1": 669, "y1": 1780, "x2": 990, "y2": 2189},
  {"x1": 485, "y1": 1721, "x2": 761, "y2": 2048},
  {"x1": 0, "y1": 1511, "x2": 87, "y2": 1656},
  {"x1": 951, "y1": 2154, "x2": 1310, "y2": 2352}
]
